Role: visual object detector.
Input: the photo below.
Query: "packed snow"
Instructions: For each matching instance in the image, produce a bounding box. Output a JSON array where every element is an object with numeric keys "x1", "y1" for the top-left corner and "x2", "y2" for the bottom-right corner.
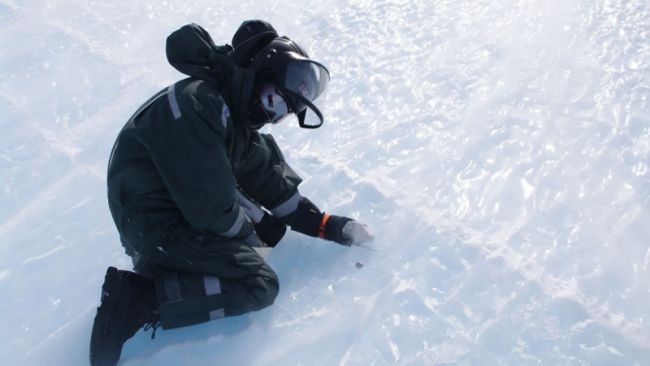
[{"x1": 1, "y1": 0, "x2": 649, "y2": 365}]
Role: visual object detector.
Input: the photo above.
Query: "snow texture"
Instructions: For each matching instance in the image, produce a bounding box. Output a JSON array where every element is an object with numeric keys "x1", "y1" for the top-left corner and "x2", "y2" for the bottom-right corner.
[{"x1": 1, "y1": 0, "x2": 650, "y2": 365}]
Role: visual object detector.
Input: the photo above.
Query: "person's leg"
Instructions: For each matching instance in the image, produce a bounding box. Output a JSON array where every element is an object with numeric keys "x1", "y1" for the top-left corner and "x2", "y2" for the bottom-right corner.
[
  {"x1": 135, "y1": 239, "x2": 279, "y2": 330},
  {"x1": 91, "y1": 237, "x2": 278, "y2": 366}
]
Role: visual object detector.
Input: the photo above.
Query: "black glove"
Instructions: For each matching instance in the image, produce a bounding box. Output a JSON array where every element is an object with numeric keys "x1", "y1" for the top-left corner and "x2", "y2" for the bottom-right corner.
[
  {"x1": 254, "y1": 213, "x2": 287, "y2": 247},
  {"x1": 288, "y1": 197, "x2": 374, "y2": 246},
  {"x1": 321, "y1": 214, "x2": 374, "y2": 246},
  {"x1": 286, "y1": 197, "x2": 323, "y2": 237},
  {"x1": 321, "y1": 214, "x2": 353, "y2": 245}
]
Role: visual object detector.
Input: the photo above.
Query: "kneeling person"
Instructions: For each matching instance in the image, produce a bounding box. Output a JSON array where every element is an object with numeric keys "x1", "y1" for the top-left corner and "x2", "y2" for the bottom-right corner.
[{"x1": 89, "y1": 20, "x2": 373, "y2": 366}]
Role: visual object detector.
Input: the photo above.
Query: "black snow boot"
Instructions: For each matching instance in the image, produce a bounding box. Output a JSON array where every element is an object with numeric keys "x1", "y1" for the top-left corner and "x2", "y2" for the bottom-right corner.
[{"x1": 90, "y1": 266, "x2": 160, "y2": 366}]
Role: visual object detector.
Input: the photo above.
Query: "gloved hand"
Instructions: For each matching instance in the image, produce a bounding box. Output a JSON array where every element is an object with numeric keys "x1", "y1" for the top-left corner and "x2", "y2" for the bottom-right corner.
[
  {"x1": 288, "y1": 197, "x2": 374, "y2": 246},
  {"x1": 254, "y1": 213, "x2": 287, "y2": 247},
  {"x1": 321, "y1": 214, "x2": 374, "y2": 246}
]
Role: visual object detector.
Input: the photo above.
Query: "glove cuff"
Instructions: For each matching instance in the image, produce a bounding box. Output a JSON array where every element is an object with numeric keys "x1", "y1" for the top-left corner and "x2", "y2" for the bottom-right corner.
[
  {"x1": 323, "y1": 215, "x2": 353, "y2": 245},
  {"x1": 288, "y1": 197, "x2": 323, "y2": 237},
  {"x1": 318, "y1": 213, "x2": 330, "y2": 238}
]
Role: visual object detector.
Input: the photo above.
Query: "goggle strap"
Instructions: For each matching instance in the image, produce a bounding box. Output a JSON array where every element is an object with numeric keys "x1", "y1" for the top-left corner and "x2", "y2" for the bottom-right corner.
[{"x1": 296, "y1": 97, "x2": 324, "y2": 129}]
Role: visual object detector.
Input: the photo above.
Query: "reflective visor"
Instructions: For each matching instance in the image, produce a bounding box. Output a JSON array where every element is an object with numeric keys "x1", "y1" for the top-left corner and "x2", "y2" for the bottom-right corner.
[
  {"x1": 282, "y1": 60, "x2": 330, "y2": 128},
  {"x1": 257, "y1": 83, "x2": 291, "y2": 124}
]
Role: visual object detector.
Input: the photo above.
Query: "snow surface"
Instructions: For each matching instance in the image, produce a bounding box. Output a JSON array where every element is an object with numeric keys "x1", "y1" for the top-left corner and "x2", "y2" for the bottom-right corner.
[{"x1": 1, "y1": 0, "x2": 650, "y2": 365}]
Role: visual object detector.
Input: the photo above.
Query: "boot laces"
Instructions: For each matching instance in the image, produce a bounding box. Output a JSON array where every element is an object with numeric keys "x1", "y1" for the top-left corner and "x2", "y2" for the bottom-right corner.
[{"x1": 143, "y1": 320, "x2": 161, "y2": 339}]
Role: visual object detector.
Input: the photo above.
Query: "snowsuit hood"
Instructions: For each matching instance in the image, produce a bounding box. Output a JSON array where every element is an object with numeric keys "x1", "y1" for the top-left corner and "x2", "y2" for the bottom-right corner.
[
  {"x1": 165, "y1": 23, "x2": 256, "y2": 123},
  {"x1": 166, "y1": 23, "x2": 234, "y2": 80}
]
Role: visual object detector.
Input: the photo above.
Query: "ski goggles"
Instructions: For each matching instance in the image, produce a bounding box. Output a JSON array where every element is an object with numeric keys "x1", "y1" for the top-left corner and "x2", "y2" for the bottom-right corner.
[
  {"x1": 255, "y1": 57, "x2": 330, "y2": 128},
  {"x1": 281, "y1": 59, "x2": 330, "y2": 128}
]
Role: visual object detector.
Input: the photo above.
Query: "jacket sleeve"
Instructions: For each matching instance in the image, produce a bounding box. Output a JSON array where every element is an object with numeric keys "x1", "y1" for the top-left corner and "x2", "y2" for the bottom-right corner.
[
  {"x1": 142, "y1": 81, "x2": 253, "y2": 240},
  {"x1": 235, "y1": 132, "x2": 303, "y2": 219}
]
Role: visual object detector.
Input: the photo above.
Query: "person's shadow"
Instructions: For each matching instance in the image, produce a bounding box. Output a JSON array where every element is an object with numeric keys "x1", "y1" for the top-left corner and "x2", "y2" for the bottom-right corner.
[{"x1": 119, "y1": 310, "x2": 254, "y2": 363}]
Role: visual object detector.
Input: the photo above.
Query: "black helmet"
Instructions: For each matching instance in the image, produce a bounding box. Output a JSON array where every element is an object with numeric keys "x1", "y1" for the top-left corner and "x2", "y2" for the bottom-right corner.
[
  {"x1": 249, "y1": 37, "x2": 330, "y2": 128},
  {"x1": 231, "y1": 20, "x2": 279, "y2": 68},
  {"x1": 248, "y1": 37, "x2": 330, "y2": 128},
  {"x1": 230, "y1": 20, "x2": 330, "y2": 129}
]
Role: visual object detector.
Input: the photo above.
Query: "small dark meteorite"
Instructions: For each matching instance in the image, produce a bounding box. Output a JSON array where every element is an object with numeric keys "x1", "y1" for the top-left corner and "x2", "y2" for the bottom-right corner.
[{"x1": 355, "y1": 262, "x2": 364, "y2": 269}]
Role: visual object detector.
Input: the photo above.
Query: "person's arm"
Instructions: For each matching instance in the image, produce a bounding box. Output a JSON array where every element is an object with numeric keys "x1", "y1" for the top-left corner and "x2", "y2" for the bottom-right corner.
[
  {"x1": 235, "y1": 132, "x2": 372, "y2": 246},
  {"x1": 284, "y1": 196, "x2": 374, "y2": 246},
  {"x1": 235, "y1": 132, "x2": 302, "y2": 218},
  {"x1": 236, "y1": 189, "x2": 286, "y2": 247},
  {"x1": 142, "y1": 80, "x2": 256, "y2": 244},
  {"x1": 234, "y1": 132, "x2": 300, "y2": 246}
]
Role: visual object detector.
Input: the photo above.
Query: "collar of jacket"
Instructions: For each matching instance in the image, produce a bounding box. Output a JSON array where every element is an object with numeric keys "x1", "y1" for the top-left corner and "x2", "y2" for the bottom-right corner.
[
  {"x1": 227, "y1": 66, "x2": 256, "y2": 130},
  {"x1": 203, "y1": 51, "x2": 256, "y2": 138}
]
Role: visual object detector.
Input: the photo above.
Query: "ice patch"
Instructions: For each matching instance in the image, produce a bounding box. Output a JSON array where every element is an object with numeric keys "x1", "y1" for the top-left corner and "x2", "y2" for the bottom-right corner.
[
  {"x1": 0, "y1": 269, "x2": 10, "y2": 281},
  {"x1": 521, "y1": 178, "x2": 535, "y2": 199}
]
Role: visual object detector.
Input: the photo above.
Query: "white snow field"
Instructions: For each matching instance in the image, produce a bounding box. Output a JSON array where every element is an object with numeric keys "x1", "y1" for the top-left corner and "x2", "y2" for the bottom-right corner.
[{"x1": 1, "y1": 0, "x2": 650, "y2": 364}]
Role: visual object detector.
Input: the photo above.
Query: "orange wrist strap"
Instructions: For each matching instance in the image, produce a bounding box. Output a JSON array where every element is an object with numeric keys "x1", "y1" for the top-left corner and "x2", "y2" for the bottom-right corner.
[{"x1": 319, "y1": 213, "x2": 330, "y2": 238}]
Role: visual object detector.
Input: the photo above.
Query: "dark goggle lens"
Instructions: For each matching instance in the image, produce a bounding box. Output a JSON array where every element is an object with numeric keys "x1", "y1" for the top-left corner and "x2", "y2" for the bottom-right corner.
[
  {"x1": 283, "y1": 61, "x2": 330, "y2": 128},
  {"x1": 284, "y1": 61, "x2": 329, "y2": 105}
]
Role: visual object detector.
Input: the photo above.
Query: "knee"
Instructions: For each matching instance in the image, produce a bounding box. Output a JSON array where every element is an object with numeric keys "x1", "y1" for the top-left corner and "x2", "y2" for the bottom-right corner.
[{"x1": 250, "y1": 273, "x2": 279, "y2": 310}]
